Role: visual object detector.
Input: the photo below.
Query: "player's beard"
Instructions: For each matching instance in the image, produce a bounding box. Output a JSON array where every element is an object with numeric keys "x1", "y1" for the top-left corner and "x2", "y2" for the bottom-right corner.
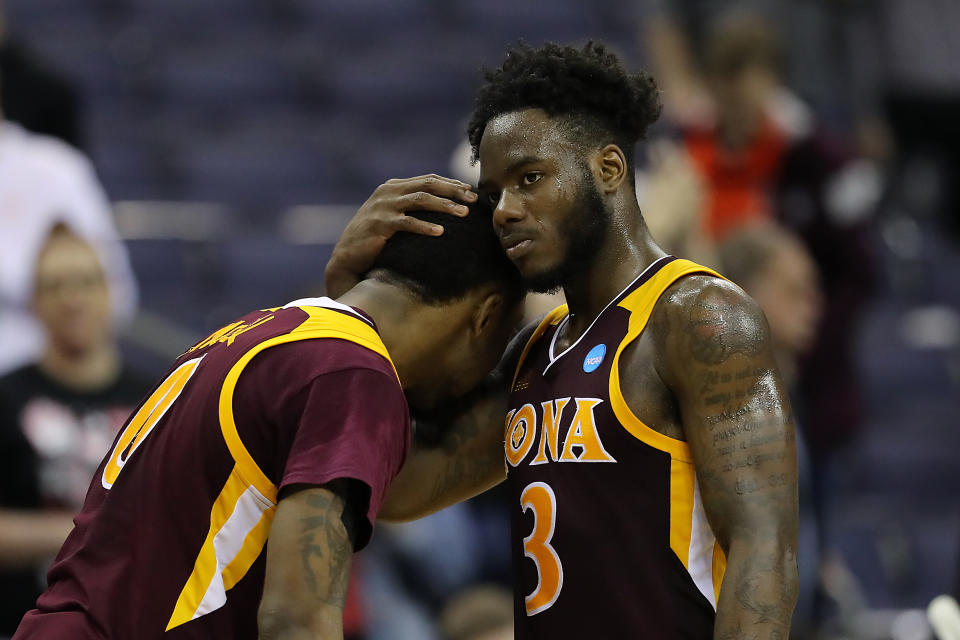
[{"x1": 523, "y1": 177, "x2": 610, "y2": 294}]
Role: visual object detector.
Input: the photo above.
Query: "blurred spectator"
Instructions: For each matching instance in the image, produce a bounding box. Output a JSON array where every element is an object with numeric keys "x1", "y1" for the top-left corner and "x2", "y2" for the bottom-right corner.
[
  {"x1": 717, "y1": 224, "x2": 822, "y2": 381},
  {"x1": 650, "y1": 13, "x2": 880, "y2": 463},
  {"x1": 716, "y1": 223, "x2": 823, "y2": 638},
  {"x1": 438, "y1": 585, "x2": 513, "y2": 640},
  {"x1": 635, "y1": 0, "x2": 849, "y2": 135},
  {"x1": 0, "y1": 224, "x2": 153, "y2": 636},
  {"x1": 680, "y1": 14, "x2": 819, "y2": 240},
  {"x1": 0, "y1": 105, "x2": 137, "y2": 375},
  {"x1": 0, "y1": 4, "x2": 83, "y2": 148}
]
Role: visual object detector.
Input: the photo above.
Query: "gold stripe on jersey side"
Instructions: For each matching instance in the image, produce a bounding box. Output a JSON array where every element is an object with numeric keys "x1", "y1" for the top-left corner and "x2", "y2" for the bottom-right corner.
[
  {"x1": 669, "y1": 459, "x2": 696, "y2": 567},
  {"x1": 167, "y1": 465, "x2": 274, "y2": 629},
  {"x1": 607, "y1": 259, "x2": 727, "y2": 597},
  {"x1": 168, "y1": 305, "x2": 398, "y2": 630}
]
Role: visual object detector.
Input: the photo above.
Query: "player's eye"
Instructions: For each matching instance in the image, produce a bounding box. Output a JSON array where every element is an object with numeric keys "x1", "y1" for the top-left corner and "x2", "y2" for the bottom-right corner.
[
  {"x1": 486, "y1": 192, "x2": 501, "y2": 207},
  {"x1": 522, "y1": 172, "x2": 544, "y2": 186}
]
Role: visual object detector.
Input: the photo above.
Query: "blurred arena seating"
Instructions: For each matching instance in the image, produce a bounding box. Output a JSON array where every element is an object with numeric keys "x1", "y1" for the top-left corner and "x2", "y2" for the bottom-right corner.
[{"x1": 3, "y1": 0, "x2": 638, "y2": 209}]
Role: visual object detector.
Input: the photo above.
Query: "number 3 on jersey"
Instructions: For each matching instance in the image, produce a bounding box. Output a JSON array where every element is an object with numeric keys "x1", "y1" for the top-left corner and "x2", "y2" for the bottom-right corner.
[
  {"x1": 521, "y1": 482, "x2": 564, "y2": 615},
  {"x1": 101, "y1": 356, "x2": 204, "y2": 489}
]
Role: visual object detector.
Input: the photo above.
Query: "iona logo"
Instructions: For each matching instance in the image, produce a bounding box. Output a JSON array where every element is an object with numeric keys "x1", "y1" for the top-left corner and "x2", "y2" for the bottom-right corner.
[{"x1": 582, "y1": 344, "x2": 606, "y2": 373}]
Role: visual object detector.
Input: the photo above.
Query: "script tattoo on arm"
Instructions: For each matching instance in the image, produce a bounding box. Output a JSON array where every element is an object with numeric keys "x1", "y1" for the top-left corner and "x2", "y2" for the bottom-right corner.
[{"x1": 656, "y1": 276, "x2": 799, "y2": 640}]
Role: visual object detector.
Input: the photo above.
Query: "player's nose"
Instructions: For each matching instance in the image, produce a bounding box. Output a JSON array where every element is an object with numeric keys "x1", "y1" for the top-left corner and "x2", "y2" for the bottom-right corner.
[{"x1": 492, "y1": 190, "x2": 524, "y2": 229}]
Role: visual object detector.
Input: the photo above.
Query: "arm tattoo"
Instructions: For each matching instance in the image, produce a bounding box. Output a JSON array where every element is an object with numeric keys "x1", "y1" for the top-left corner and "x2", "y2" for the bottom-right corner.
[
  {"x1": 687, "y1": 291, "x2": 765, "y2": 366},
  {"x1": 297, "y1": 493, "x2": 353, "y2": 607},
  {"x1": 659, "y1": 278, "x2": 798, "y2": 638}
]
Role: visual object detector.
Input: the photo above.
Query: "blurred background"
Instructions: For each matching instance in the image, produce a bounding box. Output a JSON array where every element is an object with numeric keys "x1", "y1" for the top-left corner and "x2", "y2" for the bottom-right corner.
[{"x1": 0, "y1": 1, "x2": 957, "y2": 639}]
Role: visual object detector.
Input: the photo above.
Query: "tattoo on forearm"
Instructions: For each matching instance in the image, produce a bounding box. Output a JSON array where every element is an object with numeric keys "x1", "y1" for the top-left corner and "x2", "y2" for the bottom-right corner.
[{"x1": 297, "y1": 493, "x2": 352, "y2": 607}]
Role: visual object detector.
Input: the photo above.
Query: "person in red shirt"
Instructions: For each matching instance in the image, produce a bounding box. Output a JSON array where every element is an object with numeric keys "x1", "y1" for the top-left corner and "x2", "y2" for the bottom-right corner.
[{"x1": 14, "y1": 185, "x2": 523, "y2": 640}]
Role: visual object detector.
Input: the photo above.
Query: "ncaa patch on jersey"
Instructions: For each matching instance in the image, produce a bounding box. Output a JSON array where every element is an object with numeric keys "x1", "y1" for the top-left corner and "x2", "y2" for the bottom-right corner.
[{"x1": 583, "y1": 344, "x2": 606, "y2": 373}]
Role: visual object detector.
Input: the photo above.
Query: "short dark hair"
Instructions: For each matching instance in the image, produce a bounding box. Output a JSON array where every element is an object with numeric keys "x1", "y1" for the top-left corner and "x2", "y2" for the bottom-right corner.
[
  {"x1": 370, "y1": 201, "x2": 524, "y2": 304},
  {"x1": 467, "y1": 41, "x2": 661, "y2": 173}
]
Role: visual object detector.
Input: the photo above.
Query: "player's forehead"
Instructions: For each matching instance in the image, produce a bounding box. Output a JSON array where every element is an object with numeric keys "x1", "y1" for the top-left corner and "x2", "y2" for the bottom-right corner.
[{"x1": 478, "y1": 109, "x2": 576, "y2": 176}]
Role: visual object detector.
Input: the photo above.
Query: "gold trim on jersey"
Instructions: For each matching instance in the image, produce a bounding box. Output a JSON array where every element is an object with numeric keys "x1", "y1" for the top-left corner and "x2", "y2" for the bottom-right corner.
[
  {"x1": 167, "y1": 304, "x2": 398, "y2": 630},
  {"x1": 608, "y1": 259, "x2": 724, "y2": 462},
  {"x1": 607, "y1": 258, "x2": 728, "y2": 607},
  {"x1": 511, "y1": 306, "x2": 569, "y2": 390},
  {"x1": 166, "y1": 464, "x2": 275, "y2": 630},
  {"x1": 217, "y1": 305, "x2": 396, "y2": 502}
]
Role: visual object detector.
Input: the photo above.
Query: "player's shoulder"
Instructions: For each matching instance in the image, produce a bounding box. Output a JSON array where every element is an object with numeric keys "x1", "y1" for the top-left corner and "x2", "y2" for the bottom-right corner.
[
  {"x1": 271, "y1": 323, "x2": 397, "y2": 381},
  {"x1": 659, "y1": 273, "x2": 758, "y2": 316},
  {"x1": 238, "y1": 333, "x2": 402, "y2": 411},
  {"x1": 651, "y1": 274, "x2": 769, "y2": 363}
]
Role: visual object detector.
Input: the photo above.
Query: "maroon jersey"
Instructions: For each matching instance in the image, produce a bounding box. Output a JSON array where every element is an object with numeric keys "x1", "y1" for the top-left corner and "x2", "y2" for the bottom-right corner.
[
  {"x1": 15, "y1": 297, "x2": 410, "y2": 640},
  {"x1": 505, "y1": 257, "x2": 727, "y2": 639}
]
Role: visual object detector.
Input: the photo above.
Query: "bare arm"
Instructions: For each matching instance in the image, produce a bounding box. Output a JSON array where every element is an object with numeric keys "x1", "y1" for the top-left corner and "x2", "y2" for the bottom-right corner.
[
  {"x1": 0, "y1": 510, "x2": 74, "y2": 568},
  {"x1": 378, "y1": 321, "x2": 539, "y2": 522},
  {"x1": 657, "y1": 277, "x2": 798, "y2": 639},
  {"x1": 324, "y1": 175, "x2": 477, "y2": 297},
  {"x1": 639, "y1": 13, "x2": 713, "y2": 123},
  {"x1": 259, "y1": 483, "x2": 355, "y2": 640}
]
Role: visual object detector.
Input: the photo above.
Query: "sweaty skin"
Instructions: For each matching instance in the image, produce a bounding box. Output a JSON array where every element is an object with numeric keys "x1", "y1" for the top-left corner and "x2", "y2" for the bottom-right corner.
[{"x1": 328, "y1": 110, "x2": 798, "y2": 638}]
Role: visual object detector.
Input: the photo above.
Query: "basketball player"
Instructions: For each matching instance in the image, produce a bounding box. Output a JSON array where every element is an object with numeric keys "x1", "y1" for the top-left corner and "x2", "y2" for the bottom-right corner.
[
  {"x1": 326, "y1": 43, "x2": 799, "y2": 638},
  {"x1": 13, "y1": 200, "x2": 523, "y2": 640}
]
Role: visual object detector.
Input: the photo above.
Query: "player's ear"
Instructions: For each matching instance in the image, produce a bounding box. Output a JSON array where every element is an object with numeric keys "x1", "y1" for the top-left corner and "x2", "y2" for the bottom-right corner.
[
  {"x1": 596, "y1": 144, "x2": 627, "y2": 193},
  {"x1": 471, "y1": 290, "x2": 506, "y2": 338}
]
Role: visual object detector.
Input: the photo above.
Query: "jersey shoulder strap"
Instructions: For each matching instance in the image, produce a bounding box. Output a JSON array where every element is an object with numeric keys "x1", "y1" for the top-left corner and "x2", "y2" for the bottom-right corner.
[
  {"x1": 618, "y1": 258, "x2": 726, "y2": 326},
  {"x1": 609, "y1": 258, "x2": 727, "y2": 462}
]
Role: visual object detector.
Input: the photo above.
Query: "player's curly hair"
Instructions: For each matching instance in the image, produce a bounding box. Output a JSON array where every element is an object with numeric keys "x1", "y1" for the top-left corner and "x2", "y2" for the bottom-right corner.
[{"x1": 467, "y1": 41, "x2": 661, "y2": 172}]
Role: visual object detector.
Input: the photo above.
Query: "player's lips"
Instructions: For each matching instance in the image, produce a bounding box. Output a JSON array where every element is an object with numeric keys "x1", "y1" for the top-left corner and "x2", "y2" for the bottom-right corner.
[{"x1": 500, "y1": 233, "x2": 535, "y2": 260}]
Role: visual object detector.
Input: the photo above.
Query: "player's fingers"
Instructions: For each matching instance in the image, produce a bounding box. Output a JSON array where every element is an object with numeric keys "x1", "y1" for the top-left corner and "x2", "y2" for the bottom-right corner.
[
  {"x1": 387, "y1": 173, "x2": 469, "y2": 188},
  {"x1": 394, "y1": 214, "x2": 444, "y2": 236},
  {"x1": 397, "y1": 191, "x2": 470, "y2": 216},
  {"x1": 390, "y1": 175, "x2": 478, "y2": 204}
]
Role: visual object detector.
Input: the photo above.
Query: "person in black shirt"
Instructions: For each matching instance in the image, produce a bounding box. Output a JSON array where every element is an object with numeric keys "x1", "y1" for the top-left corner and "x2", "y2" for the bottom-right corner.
[{"x1": 0, "y1": 223, "x2": 151, "y2": 635}]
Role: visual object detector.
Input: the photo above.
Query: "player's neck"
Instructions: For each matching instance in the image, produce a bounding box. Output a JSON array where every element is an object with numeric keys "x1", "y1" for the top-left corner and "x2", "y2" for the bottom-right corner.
[
  {"x1": 336, "y1": 280, "x2": 443, "y2": 391},
  {"x1": 39, "y1": 341, "x2": 121, "y2": 392},
  {"x1": 561, "y1": 207, "x2": 666, "y2": 336}
]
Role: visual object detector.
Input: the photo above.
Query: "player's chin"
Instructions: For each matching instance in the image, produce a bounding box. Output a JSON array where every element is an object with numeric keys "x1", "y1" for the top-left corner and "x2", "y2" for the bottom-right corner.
[{"x1": 521, "y1": 263, "x2": 565, "y2": 295}]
